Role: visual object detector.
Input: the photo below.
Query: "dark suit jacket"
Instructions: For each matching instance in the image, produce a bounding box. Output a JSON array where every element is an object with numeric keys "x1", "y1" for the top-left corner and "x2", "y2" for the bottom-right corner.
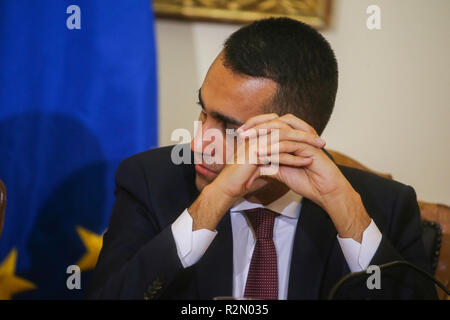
[{"x1": 88, "y1": 145, "x2": 438, "y2": 299}]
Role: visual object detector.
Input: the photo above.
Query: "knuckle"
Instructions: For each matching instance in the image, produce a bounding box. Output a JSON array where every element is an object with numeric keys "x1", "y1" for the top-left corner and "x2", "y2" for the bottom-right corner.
[
  {"x1": 289, "y1": 127, "x2": 299, "y2": 137},
  {"x1": 273, "y1": 119, "x2": 284, "y2": 126},
  {"x1": 308, "y1": 131, "x2": 319, "y2": 139},
  {"x1": 278, "y1": 140, "x2": 288, "y2": 149},
  {"x1": 282, "y1": 113, "x2": 295, "y2": 120},
  {"x1": 279, "y1": 141, "x2": 293, "y2": 152}
]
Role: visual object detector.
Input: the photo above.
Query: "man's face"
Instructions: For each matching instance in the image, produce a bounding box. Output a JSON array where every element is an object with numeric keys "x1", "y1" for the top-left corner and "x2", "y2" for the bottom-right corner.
[{"x1": 190, "y1": 53, "x2": 277, "y2": 192}]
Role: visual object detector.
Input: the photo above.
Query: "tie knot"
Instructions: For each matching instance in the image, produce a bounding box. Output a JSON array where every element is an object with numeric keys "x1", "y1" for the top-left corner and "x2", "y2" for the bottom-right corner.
[{"x1": 244, "y1": 208, "x2": 279, "y2": 240}]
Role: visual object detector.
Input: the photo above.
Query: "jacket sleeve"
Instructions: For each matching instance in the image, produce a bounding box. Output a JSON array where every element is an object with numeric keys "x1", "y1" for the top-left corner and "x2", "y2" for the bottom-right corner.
[
  {"x1": 87, "y1": 156, "x2": 184, "y2": 299},
  {"x1": 368, "y1": 185, "x2": 438, "y2": 299}
]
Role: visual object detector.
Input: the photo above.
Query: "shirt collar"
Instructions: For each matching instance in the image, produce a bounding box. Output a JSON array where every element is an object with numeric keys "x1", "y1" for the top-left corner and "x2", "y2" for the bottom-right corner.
[{"x1": 230, "y1": 190, "x2": 302, "y2": 219}]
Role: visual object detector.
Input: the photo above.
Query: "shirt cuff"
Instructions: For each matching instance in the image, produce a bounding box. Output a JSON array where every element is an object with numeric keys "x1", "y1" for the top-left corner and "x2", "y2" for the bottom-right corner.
[
  {"x1": 337, "y1": 219, "x2": 382, "y2": 272},
  {"x1": 171, "y1": 208, "x2": 218, "y2": 268}
]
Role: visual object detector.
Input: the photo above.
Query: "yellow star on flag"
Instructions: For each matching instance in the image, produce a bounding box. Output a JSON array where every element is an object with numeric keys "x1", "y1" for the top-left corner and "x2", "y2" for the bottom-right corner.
[
  {"x1": 0, "y1": 248, "x2": 36, "y2": 300},
  {"x1": 76, "y1": 226, "x2": 104, "y2": 271}
]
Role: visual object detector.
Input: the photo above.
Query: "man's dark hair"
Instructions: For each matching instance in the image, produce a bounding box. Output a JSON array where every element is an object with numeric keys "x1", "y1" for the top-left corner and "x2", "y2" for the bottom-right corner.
[{"x1": 223, "y1": 17, "x2": 338, "y2": 135}]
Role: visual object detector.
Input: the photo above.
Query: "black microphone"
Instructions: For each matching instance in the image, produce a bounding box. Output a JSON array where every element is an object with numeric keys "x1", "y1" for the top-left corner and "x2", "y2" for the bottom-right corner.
[{"x1": 327, "y1": 260, "x2": 450, "y2": 300}]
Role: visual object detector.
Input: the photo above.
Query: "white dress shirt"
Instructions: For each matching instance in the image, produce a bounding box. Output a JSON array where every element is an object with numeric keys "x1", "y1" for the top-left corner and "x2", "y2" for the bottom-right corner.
[{"x1": 171, "y1": 190, "x2": 382, "y2": 299}]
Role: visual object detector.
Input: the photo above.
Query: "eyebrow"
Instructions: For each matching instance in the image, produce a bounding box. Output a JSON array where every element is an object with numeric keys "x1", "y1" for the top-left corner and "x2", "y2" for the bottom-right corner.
[{"x1": 198, "y1": 89, "x2": 243, "y2": 127}]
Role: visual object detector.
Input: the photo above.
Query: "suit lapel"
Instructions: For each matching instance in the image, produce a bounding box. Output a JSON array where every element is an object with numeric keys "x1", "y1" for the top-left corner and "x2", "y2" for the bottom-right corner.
[
  {"x1": 164, "y1": 152, "x2": 233, "y2": 299},
  {"x1": 287, "y1": 197, "x2": 337, "y2": 299},
  {"x1": 195, "y1": 211, "x2": 233, "y2": 299}
]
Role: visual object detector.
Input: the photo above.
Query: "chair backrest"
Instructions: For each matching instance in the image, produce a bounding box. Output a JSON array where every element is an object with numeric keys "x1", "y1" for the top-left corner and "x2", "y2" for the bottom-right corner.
[
  {"x1": 419, "y1": 201, "x2": 450, "y2": 299},
  {"x1": 328, "y1": 149, "x2": 450, "y2": 299},
  {"x1": 0, "y1": 179, "x2": 6, "y2": 239},
  {"x1": 327, "y1": 150, "x2": 392, "y2": 180}
]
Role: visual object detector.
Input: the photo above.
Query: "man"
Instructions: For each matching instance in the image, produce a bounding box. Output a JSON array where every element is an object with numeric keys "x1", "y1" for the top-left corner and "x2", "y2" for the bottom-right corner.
[{"x1": 89, "y1": 18, "x2": 437, "y2": 299}]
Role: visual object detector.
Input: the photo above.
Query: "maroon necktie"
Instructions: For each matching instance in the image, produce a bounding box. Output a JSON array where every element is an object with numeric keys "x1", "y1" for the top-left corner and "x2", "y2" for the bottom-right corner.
[{"x1": 243, "y1": 208, "x2": 279, "y2": 300}]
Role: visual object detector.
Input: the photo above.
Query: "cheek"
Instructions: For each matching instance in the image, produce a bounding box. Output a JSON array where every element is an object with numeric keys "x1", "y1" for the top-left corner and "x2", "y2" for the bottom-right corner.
[{"x1": 224, "y1": 135, "x2": 238, "y2": 163}]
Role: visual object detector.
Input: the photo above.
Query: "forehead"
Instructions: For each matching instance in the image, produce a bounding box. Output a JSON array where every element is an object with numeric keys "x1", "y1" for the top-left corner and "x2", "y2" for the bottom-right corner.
[{"x1": 201, "y1": 56, "x2": 277, "y2": 123}]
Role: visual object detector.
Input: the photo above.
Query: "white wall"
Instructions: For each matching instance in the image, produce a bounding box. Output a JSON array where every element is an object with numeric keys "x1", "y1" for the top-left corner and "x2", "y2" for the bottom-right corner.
[{"x1": 155, "y1": 0, "x2": 450, "y2": 205}]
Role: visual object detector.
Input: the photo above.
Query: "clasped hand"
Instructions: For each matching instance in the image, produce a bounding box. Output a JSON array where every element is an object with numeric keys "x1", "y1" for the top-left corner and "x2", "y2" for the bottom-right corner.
[{"x1": 207, "y1": 113, "x2": 371, "y2": 241}]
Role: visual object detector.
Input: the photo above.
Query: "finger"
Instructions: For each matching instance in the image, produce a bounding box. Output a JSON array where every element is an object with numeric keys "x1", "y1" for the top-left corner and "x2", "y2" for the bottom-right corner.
[
  {"x1": 239, "y1": 119, "x2": 291, "y2": 138},
  {"x1": 258, "y1": 140, "x2": 320, "y2": 156},
  {"x1": 259, "y1": 140, "x2": 306, "y2": 156},
  {"x1": 259, "y1": 153, "x2": 313, "y2": 167},
  {"x1": 278, "y1": 113, "x2": 318, "y2": 135},
  {"x1": 237, "y1": 113, "x2": 279, "y2": 133},
  {"x1": 243, "y1": 126, "x2": 325, "y2": 149},
  {"x1": 276, "y1": 129, "x2": 325, "y2": 148}
]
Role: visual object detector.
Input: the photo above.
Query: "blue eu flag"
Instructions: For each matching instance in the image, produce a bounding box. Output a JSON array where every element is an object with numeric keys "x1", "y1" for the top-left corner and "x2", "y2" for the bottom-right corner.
[{"x1": 0, "y1": 1, "x2": 158, "y2": 299}]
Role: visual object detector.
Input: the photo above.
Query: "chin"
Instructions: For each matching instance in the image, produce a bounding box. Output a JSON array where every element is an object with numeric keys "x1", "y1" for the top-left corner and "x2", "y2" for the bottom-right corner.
[
  {"x1": 195, "y1": 173, "x2": 271, "y2": 196},
  {"x1": 195, "y1": 174, "x2": 211, "y2": 192},
  {"x1": 245, "y1": 177, "x2": 271, "y2": 194}
]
